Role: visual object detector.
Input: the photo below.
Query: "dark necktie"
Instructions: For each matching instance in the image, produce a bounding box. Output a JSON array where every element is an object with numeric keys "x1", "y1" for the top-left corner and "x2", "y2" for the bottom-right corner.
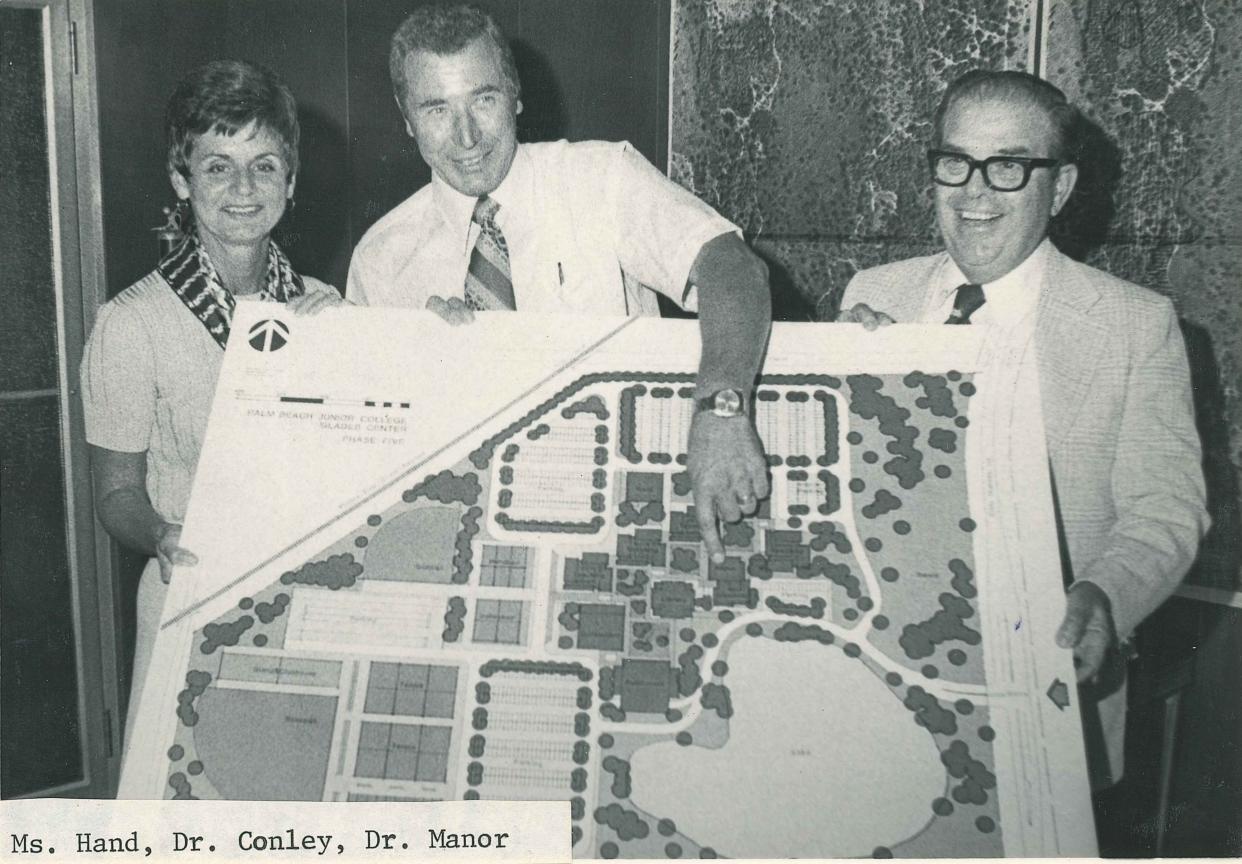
[
  {"x1": 464, "y1": 196, "x2": 515, "y2": 311},
  {"x1": 945, "y1": 283, "x2": 984, "y2": 324}
]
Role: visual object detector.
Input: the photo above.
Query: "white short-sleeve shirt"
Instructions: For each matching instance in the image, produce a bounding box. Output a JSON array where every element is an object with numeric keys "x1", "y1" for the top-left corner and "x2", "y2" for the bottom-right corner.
[{"x1": 346, "y1": 140, "x2": 739, "y2": 316}]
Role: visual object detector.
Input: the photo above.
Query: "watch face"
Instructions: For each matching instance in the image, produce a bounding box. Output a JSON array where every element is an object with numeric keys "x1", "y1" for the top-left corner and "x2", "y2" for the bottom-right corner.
[{"x1": 713, "y1": 389, "x2": 743, "y2": 416}]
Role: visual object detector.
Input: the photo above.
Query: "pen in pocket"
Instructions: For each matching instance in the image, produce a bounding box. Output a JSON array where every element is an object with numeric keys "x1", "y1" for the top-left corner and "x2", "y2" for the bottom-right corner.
[{"x1": 557, "y1": 262, "x2": 565, "y2": 286}]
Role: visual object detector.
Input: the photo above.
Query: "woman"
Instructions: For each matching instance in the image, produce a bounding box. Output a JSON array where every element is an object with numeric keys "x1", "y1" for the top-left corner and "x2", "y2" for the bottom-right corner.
[{"x1": 80, "y1": 60, "x2": 340, "y2": 745}]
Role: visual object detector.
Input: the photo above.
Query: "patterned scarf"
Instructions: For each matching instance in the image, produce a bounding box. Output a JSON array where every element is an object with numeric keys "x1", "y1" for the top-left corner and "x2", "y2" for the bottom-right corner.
[{"x1": 159, "y1": 228, "x2": 305, "y2": 349}]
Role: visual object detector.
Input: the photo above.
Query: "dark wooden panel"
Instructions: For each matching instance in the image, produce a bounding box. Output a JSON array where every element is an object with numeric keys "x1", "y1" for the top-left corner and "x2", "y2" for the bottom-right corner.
[
  {"x1": 1, "y1": 398, "x2": 82, "y2": 798},
  {"x1": 1094, "y1": 598, "x2": 1242, "y2": 856},
  {"x1": 0, "y1": 7, "x2": 59, "y2": 392},
  {"x1": 94, "y1": 0, "x2": 349, "y2": 292},
  {"x1": 345, "y1": 0, "x2": 428, "y2": 247},
  {"x1": 517, "y1": 0, "x2": 668, "y2": 167},
  {"x1": 95, "y1": 0, "x2": 225, "y2": 296},
  {"x1": 1165, "y1": 601, "x2": 1242, "y2": 855},
  {"x1": 0, "y1": 6, "x2": 83, "y2": 799},
  {"x1": 222, "y1": 0, "x2": 350, "y2": 289}
]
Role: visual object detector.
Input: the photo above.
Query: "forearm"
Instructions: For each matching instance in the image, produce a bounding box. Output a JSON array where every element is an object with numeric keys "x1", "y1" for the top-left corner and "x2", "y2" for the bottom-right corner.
[
  {"x1": 1076, "y1": 302, "x2": 1208, "y2": 637},
  {"x1": 691, "y1": 233, "x2": 772, "y2": 396},
  {"x1": 89, "y1": 445, "x2": 175, "y2": 558},
  {"x1": 96, "y1": 484, "x2": 170, "y2": 557},
  {"x1": 1076, "y1": 501, "x2": 1206, "y2": 638}
]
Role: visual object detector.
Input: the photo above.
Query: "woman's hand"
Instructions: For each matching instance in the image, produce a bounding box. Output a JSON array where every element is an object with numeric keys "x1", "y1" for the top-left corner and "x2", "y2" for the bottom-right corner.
[
  {"x1": 425, "y1": 295, "x2": 475, "y2": 325},
  {"x1": 90, "y1": 445, "x2": 199, "y2": 583},
  {"x1": 153, "y1": 522, "x2": 198, "y2": 585},
  {"x1": 288, "y1": 291, "x2": 351, "y2": 316}
]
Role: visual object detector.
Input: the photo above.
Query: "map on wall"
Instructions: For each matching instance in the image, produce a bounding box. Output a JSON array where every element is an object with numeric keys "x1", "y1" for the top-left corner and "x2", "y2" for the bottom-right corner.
[
  {"x1": 668, "y1": 0, "x2": 1033, "y2": 315},
  {"x1": 120, "y1": 305, "x2": 1096, "y2": 857}
]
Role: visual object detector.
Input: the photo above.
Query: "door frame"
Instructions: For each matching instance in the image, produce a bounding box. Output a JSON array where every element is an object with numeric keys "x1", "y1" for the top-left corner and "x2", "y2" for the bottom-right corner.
[{"x1": 2, "y1": 0, "x2": 119, "y2": 799}]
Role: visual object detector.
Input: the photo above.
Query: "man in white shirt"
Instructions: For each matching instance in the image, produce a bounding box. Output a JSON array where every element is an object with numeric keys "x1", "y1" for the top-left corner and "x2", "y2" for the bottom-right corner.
[
  {"x1": 840, "y1": 70, "x2": 1208, "y2": 788},
  {"x1": 348, "y1": 2, "x2": 772, "y2": 559}
]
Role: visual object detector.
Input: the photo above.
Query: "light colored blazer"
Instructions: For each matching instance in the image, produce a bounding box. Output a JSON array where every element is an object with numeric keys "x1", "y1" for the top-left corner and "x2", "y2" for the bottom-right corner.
[{"x1": 841, "y1": 247, "x2": 1209, "y2": 784}]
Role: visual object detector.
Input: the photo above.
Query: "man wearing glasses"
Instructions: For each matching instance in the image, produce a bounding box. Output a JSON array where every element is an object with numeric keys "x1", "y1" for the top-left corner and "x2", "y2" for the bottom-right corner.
[{"x1": 839, "y1": 70, "x2": 1207, "y2": 791}]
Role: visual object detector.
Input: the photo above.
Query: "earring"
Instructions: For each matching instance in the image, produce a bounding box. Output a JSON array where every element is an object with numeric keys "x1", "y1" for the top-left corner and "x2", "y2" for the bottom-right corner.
[
  {"x1": 286, "y1": 196, "x2": 296, "y2": 213},
  {"x1": 156, "y1": 200, "x2": 189, "y2": 258},
  {"x1": 155, "y1": 200, "x2": 190, "y2": 236}
]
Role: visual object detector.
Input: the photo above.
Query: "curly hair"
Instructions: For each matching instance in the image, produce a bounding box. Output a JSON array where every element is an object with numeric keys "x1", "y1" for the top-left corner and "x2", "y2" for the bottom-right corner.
[{"x1": 166, "y1": 59, "x2": 300, "y2": 179}]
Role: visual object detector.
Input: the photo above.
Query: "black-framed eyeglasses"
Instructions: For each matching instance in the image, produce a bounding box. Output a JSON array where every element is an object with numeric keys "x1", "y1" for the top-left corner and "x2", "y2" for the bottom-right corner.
[{"x1": 927, "y1": 150, "x2": 1060, "y2": 192}]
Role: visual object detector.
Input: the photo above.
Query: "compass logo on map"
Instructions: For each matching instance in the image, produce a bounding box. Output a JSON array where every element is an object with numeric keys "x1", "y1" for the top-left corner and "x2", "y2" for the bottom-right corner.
[{"x1": 247, "y1": 318, "x2": 290, "y2": 353}]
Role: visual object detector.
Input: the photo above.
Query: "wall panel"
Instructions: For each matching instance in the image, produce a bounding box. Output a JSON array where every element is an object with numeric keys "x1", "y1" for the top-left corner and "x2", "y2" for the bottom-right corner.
[
  {"x1": 1043, "y1": 3, "x2": 1242, "y2": 850},
  {"x1": 670, "y1": 0, "x2": 1034, "y2": 319},
  {"x1": 94, "y1": 0, "x2": 349, "y2": 291},
  {"x1": 1044, "y1": 0, "x2": 1241, "y2": 594}
]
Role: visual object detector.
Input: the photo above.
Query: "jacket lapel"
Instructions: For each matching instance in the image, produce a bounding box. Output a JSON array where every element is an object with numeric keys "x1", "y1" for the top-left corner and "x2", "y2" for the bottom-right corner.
[
  {"x1": 876, "y1": 254, "x2": 943, "y2": 322},
  {"x1": 1035, "y1": 249, "x2": 1109, "y2": 447}
]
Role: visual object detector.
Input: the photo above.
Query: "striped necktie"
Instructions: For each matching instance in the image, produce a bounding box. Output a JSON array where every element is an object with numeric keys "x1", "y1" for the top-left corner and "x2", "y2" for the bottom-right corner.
[
  {"x1": 945, "y1": 283, "x2": 984, "y2": 324},
  {"x1": 464, "y1": 196, "x2": 515, "y2": 311}
]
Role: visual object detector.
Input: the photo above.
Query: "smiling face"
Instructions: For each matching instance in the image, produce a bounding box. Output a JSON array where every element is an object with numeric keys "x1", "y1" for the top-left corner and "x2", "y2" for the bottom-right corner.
[
  {"x1": 934, "y1": 95, "x2": 1077, "y2": 284},
  {"x1": 398, "y1": 35, "x2": 521, "y2": 197},
  {"x1": 171, "y1": 121, "x2": 294, "y2": 255}
]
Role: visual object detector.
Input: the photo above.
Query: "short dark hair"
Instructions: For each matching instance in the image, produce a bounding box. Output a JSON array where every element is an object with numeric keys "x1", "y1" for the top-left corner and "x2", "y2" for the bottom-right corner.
[
  {"x1": 166, "y1": 60, "x2": 300, "y2": 179},
  {"x1": 389, "y1": 2, "x2": 520, "y2": 113},
  {"x1": 931, "y1": 70, "x2": 1081, "y2": 163}
]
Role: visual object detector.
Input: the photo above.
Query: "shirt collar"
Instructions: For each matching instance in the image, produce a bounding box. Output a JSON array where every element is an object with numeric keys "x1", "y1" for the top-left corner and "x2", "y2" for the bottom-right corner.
[
  {"x1": 940, "y1": 237, "x2": 1051, "y2": 326},
  {"x1": 431, "y1": 143, "x2": 530, "y2": 257},
  {"x1": 488, "y1": 143, "x2": 528, "y2": 216}
]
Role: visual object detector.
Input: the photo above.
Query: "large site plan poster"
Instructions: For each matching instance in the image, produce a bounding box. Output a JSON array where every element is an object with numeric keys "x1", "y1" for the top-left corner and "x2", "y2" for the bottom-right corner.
[{"x1": 119, "y1": 304, "x2": 1096, "y2": 857}]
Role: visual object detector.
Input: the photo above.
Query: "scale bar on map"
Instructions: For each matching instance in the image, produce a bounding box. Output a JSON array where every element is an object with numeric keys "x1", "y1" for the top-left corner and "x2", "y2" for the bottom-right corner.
[{"x1": 233, "y1": 391, "x2": 413, "y2": 409}]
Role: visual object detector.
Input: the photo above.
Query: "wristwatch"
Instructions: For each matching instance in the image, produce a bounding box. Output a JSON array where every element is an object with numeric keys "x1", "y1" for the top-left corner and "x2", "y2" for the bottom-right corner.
[{"x1": 695, "y1": 387, "x2": 748, "y2": 418}]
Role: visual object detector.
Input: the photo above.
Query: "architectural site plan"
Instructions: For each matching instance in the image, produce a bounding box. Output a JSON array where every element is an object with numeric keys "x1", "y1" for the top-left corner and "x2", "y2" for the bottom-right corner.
[{"x1": 119, "y1": 305, "x2": 1096, "y2": 857}]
